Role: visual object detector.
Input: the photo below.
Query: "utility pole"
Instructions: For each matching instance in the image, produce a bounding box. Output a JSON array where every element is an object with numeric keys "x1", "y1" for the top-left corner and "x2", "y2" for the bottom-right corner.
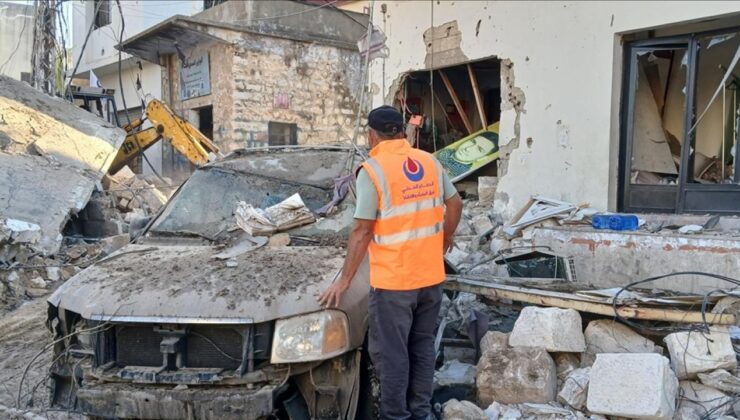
[{"x1": 30, "y1": 0, "x2": 57, "y2": 95}]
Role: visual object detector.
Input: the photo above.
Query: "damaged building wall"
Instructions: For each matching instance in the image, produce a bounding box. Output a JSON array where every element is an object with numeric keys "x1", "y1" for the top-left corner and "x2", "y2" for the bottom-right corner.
[
  {"x1": 161, "y1": 27, "x2": 361, "y2": 156},
  {"x1": 229, "y1": 32, "x2": 362, "y2": 149},
  {"x1": 370, "y1": 1, "x2": 740, "y2": 218}
]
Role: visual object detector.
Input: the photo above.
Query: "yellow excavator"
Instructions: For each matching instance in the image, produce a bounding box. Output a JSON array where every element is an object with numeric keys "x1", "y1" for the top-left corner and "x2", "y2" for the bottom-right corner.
[
  {"x1": 109, "y1": 99, "x2": 221, "y2": 175},
  {"x1": 69, "y1": 86, "x2": 221, "y2": 175}
]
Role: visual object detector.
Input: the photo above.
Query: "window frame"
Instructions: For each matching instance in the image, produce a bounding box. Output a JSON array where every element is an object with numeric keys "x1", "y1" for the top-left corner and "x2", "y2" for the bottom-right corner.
[
  {"x1": 619, "y1": 26, "x2": 740, "y2": 214},
  {"x1": 93, "y1": 0, "x2": 111, "y2": 29}
]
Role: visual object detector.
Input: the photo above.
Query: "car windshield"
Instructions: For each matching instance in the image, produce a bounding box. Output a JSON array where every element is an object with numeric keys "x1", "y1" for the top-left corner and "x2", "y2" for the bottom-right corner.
[{"x1": 148, "y1": 148, "x2": 358, "y2": 240}]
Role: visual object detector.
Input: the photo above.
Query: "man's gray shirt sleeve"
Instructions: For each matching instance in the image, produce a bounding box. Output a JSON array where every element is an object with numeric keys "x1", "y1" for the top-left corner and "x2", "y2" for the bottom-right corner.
[{"x1": 354, "y1": 169, "x2": 379, "y2": 220}]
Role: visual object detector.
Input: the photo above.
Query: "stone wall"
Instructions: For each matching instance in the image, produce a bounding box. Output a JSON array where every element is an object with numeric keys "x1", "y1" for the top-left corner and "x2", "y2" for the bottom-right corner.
[
  {"x1": 228, "y1": 32, "x2": 362, "y2": 151},
  {"x1": 164, "y1": 29, "x2": 362, "y2": 155}
]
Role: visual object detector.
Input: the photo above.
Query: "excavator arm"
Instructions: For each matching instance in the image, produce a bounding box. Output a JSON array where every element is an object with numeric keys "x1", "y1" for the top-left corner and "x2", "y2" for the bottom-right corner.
[{"x1": 109, "y1": 99, "x2": 221, "y2": 175}]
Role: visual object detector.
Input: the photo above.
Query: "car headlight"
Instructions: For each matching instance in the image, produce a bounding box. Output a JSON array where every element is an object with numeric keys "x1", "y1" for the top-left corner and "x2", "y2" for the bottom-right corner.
[{"x1": 271, "y1": 310, "x2": 350, "y2": 363}]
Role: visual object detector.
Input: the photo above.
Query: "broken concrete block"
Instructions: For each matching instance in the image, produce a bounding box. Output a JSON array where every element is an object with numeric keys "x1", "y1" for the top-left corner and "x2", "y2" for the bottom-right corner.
[
  {"x1": 435, "y1": 360, "x2": 476, "y2": 388},
  {"x1": 442, "y1": 399, "x2": 486, "y2": 420},
  {"x1": 676, "y1": 381, "x2": 731, "y2": 420},
  {"x1": 554, "y1": 352, "x2": 581, "y2": 381},
  {"x1": 479, "y1": 330, "x2": 509, "y2": 355},
  {"x1": 471, "y1": 214, "x2": 495, "y2": 236},
  {"x1": 45, "y1": 266, "x2": 60, "y2": 282},
  {"x1": 587, "y1": 353, "x2": 678, "y2": 420},
  {"x1": 29, "y1": 277, "x2": 47, "y2": 289},
  {"x1": 477, "y1": 176, "x2": 498, "y2": 204},
  {"x1": 664, "y1": 327, "x2": 737, "y2": 379},
  {"x1": 697, "y1": 369, "x2": 740, "y2": 394},
  {"x1": 508, "y1": 307, "x2": 585, "y2": 352},
  {"x1": 476, "y1": 346, "x2": 557, "y2": 405},
  {"x1": 454, "y1": 218, "x2": 473, "y2": 236},
  {"x1": 445, "y1": 245, "x2": 469, "y2": 271},
  {"x1": 105, "y1": 165, "x2": 137, "y2": 188},
  {"x1": 581, "y1": 319, "x2": 655, "y2": 366},
  {"x1": 434, "y1": 360, "x2": 476, "y2": 403},
  {"x1": 99, "y1": 234, "x2": 129, "y2": 256},
  {"x1": 557, "y1": 367, "x2": 590, "y2": 410},
  {"x1": 484, "y1": 401, "x2": 523, "y2": 420}
]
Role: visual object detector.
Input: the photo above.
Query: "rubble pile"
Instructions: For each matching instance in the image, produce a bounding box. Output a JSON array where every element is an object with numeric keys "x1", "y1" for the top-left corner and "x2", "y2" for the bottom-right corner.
[
  {"x1": 0, "y1": 76, "x2": 170, "y2": 313},
  {"x1": 434, "y1": 302, "x2": 740, "y2": 420}
]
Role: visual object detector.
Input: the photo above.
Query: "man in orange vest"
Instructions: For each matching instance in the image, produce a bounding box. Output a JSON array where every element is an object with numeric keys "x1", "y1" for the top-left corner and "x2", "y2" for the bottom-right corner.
[{"x1": 319, "y1": 105, "x2": 463, "y2": 419}]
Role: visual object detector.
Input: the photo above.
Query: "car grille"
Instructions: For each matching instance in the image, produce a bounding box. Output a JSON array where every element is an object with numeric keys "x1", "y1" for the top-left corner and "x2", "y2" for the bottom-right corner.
[{"x1": 103, "y1": 322, "x2": 273, "y2": 373}]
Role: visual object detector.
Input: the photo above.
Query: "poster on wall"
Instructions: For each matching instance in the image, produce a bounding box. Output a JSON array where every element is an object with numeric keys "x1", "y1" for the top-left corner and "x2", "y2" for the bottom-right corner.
[
  {"x1": 180, "y1": 53, "x2": 211, "y2": 100},
  {"x1": 433, "y1": 122, "x2": 500, "y2": 182}
]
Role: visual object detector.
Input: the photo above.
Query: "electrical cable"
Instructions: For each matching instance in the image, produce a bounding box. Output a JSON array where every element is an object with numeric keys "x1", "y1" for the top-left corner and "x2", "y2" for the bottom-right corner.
[
  {"x1": 16, "y1": 321, "x2": 115, "y2": 408},
  {"x1": 430, "y1": 0, "x2": 437, "y2": 152},
  {"x1": 189, "y1": 331, "x2": 242, "y2": 362},
  {"x1": 66, "y1": 0, "x2": 103, "y2": 98},
  {"x1": 611, "y1": 271, "x2": 740, "y2": 334},
  {"x1": 113, "y1": 0, "x2": 169, "y2": 185}
]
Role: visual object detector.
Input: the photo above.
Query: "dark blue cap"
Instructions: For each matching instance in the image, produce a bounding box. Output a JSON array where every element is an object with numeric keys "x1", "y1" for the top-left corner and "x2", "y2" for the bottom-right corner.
[{"x1": 368, "y1": 105, "x2": 403, "y2": 135}]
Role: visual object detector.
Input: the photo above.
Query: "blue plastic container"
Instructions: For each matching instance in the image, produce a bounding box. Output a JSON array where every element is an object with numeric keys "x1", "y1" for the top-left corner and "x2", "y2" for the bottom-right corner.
[{"x1": 592, "y1": 214, "x2": 639, "y2": 231}]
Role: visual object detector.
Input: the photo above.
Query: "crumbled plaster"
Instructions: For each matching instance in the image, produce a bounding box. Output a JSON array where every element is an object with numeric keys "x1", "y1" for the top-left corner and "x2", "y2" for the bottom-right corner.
[
  {"x1": 384, "y1": 73, "x2": 408, "y2": 106},
  {"x1": 496, "y1": 58, "x2": 526, "y2": 179},
  {"x1": 423, "y1": 20, "x2": 469, "y2": 69}
]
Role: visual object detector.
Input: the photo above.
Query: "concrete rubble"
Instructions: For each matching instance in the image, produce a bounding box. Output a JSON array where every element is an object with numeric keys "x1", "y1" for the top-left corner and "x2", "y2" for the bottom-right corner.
[
  {"x1": 581, "y1": 319, "x2": 657, "y2": 366},
  {"x1": 442, "y1": 399, "x2": 487, "y2": 420},
  {"x1": 587, "y1": 353, "x2": 678, "y2": 420},
  {"x1": 0, "y1": 76, "x2": 172, "y2": 314},
  {"x1": 557, "y1": 367, "x2": 590, "y2": 410},
  {"x1": 697, "y1": 369, "x2": 740, "y2": 394},
  {"x1": 508, "y1": 307, "x2": 586, "y2": 353},
  {"x1": 676, "y1": 381, "x2": 732, "y2": 420},
  {"x1": 664, "y1": 327, "x2": 737, "y2": 379},
  {"x1": 476, "y1": 343, "x2": 557, "y2": 405}
]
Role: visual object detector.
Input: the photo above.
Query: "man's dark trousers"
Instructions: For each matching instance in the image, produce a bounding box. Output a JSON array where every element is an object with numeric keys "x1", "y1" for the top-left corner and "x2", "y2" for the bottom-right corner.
[{"x1": 368, "y1": 283, "x2": 443, "y2": 420}]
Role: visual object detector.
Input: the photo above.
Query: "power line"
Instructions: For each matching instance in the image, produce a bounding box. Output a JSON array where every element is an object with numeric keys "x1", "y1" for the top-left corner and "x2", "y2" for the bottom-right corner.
[{"x1": 66, "y1": 0, "x2": 102, "y2": 97}]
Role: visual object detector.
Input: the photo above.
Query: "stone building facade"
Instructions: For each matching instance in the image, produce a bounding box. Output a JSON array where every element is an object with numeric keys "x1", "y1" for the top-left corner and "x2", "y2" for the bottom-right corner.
[{"x1": 120, "y1": 0, "x2": 367, "y2": 178}]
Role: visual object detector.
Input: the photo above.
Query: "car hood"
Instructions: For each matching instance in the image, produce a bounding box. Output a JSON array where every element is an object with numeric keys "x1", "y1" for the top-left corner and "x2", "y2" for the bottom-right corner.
[{"x1": 49, "y1": 244, "x2": 368, "y2": 324}]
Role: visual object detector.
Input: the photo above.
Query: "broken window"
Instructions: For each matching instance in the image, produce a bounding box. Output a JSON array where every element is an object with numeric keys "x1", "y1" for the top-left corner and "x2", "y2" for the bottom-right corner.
[
  {"x1": 628, "y1": 47, "x2": 686, "y2": 186},
  {"x1": 690, "y1": 32, "x2": 740, "y2": 185},
  {"x1": 268, "y1": 122, "x2": 297, "y2": 146},
  {"x1": 93, "y1": 0, "x2": 111, "y2": 29},
  {"x1": 620, "y1": 26, "x2": 740, "y2": 214},
  {"x1": 396, "y1": 58, "x2": 501, "y2": 183}
]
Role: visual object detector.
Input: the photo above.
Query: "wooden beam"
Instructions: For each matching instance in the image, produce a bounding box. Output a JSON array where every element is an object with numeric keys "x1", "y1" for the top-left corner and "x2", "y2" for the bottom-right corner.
[
  {"x1": 438, "y1": 69, "x2": 473, "y2": 135},
  {"x1": 444, "y1": 277, "x2": 736, "y2": 325},
  {"x1": 467, "y1": 64, "x2": 487, "y2": 129}
]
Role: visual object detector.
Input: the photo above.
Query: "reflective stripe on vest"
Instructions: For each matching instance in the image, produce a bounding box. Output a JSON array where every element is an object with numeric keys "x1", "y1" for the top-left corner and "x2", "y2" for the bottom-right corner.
[
  {"x1": 364, "y1": 157, "x2": 392, "y2": 211},
  {"x1": 373, "y1": 221, "x2": 444, "y2": 245}
]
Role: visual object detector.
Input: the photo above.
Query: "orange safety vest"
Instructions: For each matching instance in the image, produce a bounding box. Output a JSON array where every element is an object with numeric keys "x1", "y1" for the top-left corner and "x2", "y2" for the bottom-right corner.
[{"x1": 361, "y1": 139, "x2": 446, "y2": 290}]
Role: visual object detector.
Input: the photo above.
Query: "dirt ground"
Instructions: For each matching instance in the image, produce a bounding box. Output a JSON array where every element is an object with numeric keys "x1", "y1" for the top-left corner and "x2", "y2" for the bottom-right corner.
[{"x1": 0, "y1": 297, "x2": 81, "y2": 419}]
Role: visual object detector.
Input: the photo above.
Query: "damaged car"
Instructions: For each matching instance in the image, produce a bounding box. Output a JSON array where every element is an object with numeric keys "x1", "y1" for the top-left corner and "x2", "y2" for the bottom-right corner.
[{"x1": 47, "y1": 147, "x2": 377, "y2": 419}]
